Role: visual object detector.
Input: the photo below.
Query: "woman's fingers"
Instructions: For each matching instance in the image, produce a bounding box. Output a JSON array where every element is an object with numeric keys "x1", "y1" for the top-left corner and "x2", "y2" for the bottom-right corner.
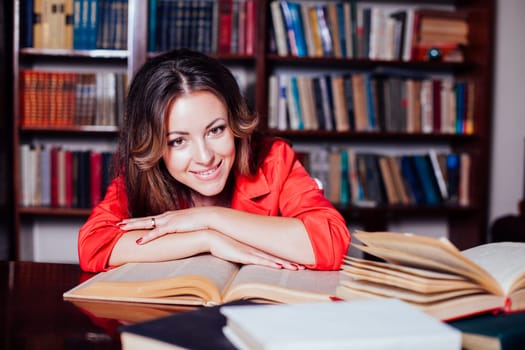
[
  {"x1": 117, "y1": 216, "x2": 159, "y2": 231},
  {"x1": 251, "y1": 250, "x2": 304, "y2": 270}
]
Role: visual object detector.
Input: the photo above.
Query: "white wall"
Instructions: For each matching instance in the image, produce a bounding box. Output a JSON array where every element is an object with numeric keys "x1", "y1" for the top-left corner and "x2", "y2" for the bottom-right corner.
[{"x1": 489, "y1": 0, "x2": 525, "y2": 234}]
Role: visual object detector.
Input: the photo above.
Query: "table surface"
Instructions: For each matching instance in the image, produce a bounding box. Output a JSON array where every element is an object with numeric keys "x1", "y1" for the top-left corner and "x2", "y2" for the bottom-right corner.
[{"x1": 0, "y1": 260, "x2": 192, "y2": 350}]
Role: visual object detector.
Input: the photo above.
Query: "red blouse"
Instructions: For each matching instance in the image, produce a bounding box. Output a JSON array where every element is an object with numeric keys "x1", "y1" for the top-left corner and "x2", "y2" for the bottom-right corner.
[{"x1": 78, "y1": 140, "x2": 351, "y2": 272}]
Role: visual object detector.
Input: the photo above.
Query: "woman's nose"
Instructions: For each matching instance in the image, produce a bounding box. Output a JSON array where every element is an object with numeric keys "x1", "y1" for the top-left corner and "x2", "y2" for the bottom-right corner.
[{"x1": 193, "y1": 140, "x2": 213, "y2": 164}]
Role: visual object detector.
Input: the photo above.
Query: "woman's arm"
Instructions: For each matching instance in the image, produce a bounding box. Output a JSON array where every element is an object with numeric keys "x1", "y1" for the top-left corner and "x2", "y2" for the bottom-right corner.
[
  {"x1": 117, "y1": 207, "x2": 315, "y2": 265},
  {"x1": 109, "y1": 226, "x2": 303, "y2": 269}
]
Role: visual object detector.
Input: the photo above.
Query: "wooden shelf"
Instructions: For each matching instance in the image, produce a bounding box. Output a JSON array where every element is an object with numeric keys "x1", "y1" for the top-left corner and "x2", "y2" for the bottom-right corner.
[
  {"x1": 20, "y1": 125, "x2": 119, "y2": 134},
  {"x1": 10, "y1": 0, "x2": 495, "y2": 259},
  {"x1": 19, "y1": 207, "x2": 92, "y2": 217}
]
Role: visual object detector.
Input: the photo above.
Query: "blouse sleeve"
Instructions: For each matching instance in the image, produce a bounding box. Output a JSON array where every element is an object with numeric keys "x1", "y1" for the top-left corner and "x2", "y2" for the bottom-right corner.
[
  {"x1": 268, "y1": 141, "x2": 351, "y2": 270},
  {"x1": 77, "y1": 177, "x2": 129, "y2": 272}
]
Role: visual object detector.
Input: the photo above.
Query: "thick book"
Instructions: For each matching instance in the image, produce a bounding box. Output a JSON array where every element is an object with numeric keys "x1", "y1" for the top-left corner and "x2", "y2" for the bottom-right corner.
[
  {"x1": 119, "y1": 300, "x2": 253, "y2": 350},
  {"x1": 220, "y1": 298, "x2": 461, "y2": 350},
  {"x1": 448, "y1": 311, "x2": 525, "y2": 350},
  {"x1": 63, "y1": 254, "x2": 344, "y2": 306},
  {"x1": 336, "y1": 231, "x2": 525, "y2": 321}
]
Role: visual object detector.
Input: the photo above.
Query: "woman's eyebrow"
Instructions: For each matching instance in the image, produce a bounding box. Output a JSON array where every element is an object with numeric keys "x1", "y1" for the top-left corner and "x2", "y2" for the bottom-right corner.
[{"x1": 166, "y1": 117, "x2": 225, "y2": 136}]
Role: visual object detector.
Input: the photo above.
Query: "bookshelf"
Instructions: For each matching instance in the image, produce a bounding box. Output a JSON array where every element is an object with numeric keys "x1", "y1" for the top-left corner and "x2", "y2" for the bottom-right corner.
[{"x1": 11, "y1": 0, "x2": 493, "y2": 260}]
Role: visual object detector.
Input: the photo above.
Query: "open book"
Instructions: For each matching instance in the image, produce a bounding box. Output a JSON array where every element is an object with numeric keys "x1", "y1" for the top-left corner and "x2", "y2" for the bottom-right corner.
[
  {"x1": 63, "y1": 254, "x2": 344, "y2": 306},
  {"x1": 336, "y1": 231, "x2": 525, "y2": 321}
]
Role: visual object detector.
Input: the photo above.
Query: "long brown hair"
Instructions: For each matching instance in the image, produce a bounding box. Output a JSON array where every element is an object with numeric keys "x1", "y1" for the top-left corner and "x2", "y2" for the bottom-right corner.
[{"x1": 118, "y1": 49, "x2": 259, "y2": 217}]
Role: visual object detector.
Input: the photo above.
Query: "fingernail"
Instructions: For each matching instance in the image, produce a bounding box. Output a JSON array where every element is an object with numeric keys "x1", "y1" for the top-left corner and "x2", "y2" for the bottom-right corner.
[
  {"x1": 276, "y1": 263, "x2": 283, "y2": 268},
  {"x1": 291, "y1": 263, "x2": 299, "y2": 270},
  {"x1": 136, "y1": 238, "x2": 143, "y2": 245}
]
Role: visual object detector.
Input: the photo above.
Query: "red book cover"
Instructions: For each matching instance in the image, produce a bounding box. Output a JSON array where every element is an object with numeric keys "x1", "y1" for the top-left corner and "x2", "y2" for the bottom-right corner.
[
  {"x1": 65, "y1": 73, "x2": 77, "y2": 125},
  {"x1": 90, "y1": 151, "x2": 102, "y2": 208},
  {"x1": 19, "y1": 71, "x2": 29, "y2": 126},
  {"x1": 409, "y1": 10, "x2": 422, "y2": 61},
  {"x1": 218, "y1": 0, "x2": 233, "y2": 54},
  {"x1": 244, "y1": 0, "x2": 255, "y2": 55}
]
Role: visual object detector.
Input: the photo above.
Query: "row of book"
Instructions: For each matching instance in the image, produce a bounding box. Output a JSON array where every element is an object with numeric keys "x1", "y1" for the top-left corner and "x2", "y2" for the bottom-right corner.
[
  {"x1": 19, "y1": 70, "x2": 127, "y2": 127},
  {"x1": 268, "y1": 72, "x2": 474, "y2": 134},
  {"x1": 19, "y1": 144, "x2": 115, "y2": 209},
  {"x1": 269, "y1": 1, "x2": 468, "y2": 61},
  {"x1": 299, "y1": 148, "x2": 470, "y2": 207},
  {"x1": 22, "y1": 0, "x2": 128, "y2": 50},
  {"x1": 149, "y1": 0, "x2": 255, "y2": 55}
]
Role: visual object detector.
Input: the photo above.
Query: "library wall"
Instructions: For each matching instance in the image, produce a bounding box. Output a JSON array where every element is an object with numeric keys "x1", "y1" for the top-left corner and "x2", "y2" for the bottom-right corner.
[{"x1": 489, "y1": 0, "x2": 525, "y2": 230}]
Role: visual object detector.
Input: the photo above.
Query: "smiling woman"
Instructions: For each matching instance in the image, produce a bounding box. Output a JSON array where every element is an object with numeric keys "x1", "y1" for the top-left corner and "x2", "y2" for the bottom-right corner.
[{"x1": 77, "y1": 49, "x2": 350, "y2": 274}]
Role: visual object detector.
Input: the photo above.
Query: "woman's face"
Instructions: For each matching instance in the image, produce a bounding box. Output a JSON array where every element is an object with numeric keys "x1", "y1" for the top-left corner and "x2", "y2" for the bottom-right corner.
[{"x1": 163, "y1": 91, "x2": 236, "y2": 199}]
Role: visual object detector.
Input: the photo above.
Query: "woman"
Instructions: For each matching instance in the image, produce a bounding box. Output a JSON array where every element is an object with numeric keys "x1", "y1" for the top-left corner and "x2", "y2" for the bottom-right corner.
[{"x1": 78, "y1": 49, "x2": 350, "y2": 272}]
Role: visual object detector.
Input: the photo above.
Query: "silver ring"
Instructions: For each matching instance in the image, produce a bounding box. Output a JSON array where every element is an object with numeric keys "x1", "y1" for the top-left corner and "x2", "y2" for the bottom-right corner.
[{"x1": 151, "y1": 217, "x2": 156, "y2": 229}]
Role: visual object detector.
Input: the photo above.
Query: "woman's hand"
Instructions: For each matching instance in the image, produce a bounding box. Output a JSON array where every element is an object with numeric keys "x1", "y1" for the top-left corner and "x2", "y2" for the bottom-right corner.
[
  {"x1": 116, "y1": 207, "x2": 309, "y2": 269},
  {"x1": 117, "y1": 208, "x2": 211, "y2": 244},
  {"x1": 205, "y1": 231, "x2": 304, "y2": 271}
]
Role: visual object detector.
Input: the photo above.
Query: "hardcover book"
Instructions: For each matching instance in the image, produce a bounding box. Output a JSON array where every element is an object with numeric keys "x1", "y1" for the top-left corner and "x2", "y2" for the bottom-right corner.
[
  {"x1": 336, "y1": 231, "x2": 525, "y2": 321},
  {"x1": 448, "y1": 311, "x2": 525, "y2": 350},
  {"x1": 64, "y1": 254, "x2": 345, "y2": 306},
  {"x1": 220, "y1": 299, "x2": 461, "y2": 350}
]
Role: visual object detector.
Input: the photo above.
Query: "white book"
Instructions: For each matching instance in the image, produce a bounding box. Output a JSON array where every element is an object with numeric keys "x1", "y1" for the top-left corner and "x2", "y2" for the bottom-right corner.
[
  {"x1": 270, "y1": 0, "x2": 289, "y2": 56},
  {"x1": 221, "y1": 298, "x2": 461, "y2": 350},
  {"x1": 267, "y1": 75, "x2": 279, "y2": 129}
]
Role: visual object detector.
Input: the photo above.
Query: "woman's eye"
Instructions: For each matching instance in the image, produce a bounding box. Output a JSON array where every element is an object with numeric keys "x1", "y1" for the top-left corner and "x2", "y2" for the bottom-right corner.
[
  {"x1": 167, "y1": 137, "x2": 185, "y2": 147},
  {"x1": 208, "y1": 125, "x2": 226, "y2": 136}
]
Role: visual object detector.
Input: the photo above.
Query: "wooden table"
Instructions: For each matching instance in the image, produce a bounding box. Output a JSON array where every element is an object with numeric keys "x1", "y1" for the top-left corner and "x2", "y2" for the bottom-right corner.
[{"x1": 1, "y1": 261, "x2": 126, "y2": 349}]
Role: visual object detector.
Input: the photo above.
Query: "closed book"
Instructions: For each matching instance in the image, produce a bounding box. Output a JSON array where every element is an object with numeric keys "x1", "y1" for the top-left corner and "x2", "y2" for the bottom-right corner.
[
  {"x1": 22, "y1": 0, "x2": 34, "y2": 48},
  {"x1": 315, "y1": 4, "x2": 333, "y2": 56},
  {"x1": 412, "y1": 154, "x2": 442, "y2": 205},
  {"x1": 269, "y1": 0, "x2": 288, "y2": 56},
  {"x1": 400, "y1": 155, "x2": 424, "y2": 204},
  {"x1": 119, "y1": 301, "x2": 252, "y2": 350},
  {"x1": 221, "y1": 299, "x2": 461, "y2": 350},
  {"x1": 448, "y1": 311, "x2": 525, "y2": 350}
]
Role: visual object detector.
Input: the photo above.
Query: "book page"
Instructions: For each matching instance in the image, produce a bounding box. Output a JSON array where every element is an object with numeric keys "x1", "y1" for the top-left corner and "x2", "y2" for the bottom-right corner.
[
  {"x1": 461, "y1": 242, "x2": 525, "y2": 295},
  {"x1": 342, "y1": 263, "x2": 480, "y2": 294},
  {"x1": 352, "y1": 231, "x2": 502, "y2": 295},
  {"x1": 64, "y1": 254, "x2": 240, "y2": 305},
  {"x1": 223, "y1": 265, "x2": 345, "y2": 303}
]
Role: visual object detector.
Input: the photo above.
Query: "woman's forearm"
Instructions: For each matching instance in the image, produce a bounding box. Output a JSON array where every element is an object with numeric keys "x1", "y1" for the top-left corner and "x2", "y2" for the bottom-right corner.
[
  {"x1": 108, "y1": 230, "x2": 208, "y2": 267},
  {"x1": 204, "y1": 207, "x2": 316, "y2": 265}
]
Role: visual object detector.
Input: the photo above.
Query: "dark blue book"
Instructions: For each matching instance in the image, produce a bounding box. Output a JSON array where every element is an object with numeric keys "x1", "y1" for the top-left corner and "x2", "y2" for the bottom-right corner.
[
  {"x1": 412, "y1": 154, "x2": 442, "y2": 205},
  {"x1": 364, "y1": 74, "x2": 377, "y2": 131},
  {"x1": 400, "y1": 155, "x2": 424, "y2": 204},
  {"x1": 446, "y1": 153, "x2": 460, "y2": 203},
  {"x1": 311, "y1": 77, "x2": 326, "y2": 130},
  {"x1": 340, "y1": 150, "x2": 350, "y2": 205},
  {"x1": 336, "y1": 3, "x2": 346, "y2": 57},
  {"x1": 148, "y1": 0, "x2": 157, "y2": 52},
  {"x1": 73, "y1": 0, "x2": 85, "y2": 49},
  {"x1": 87, "y1": 0, "x2": 99, "y2": 49},
  {"x1": 119, "y1": 301, "x2": 255, "y2": 350},
  {"x1": 76, "y1": 150, "x2": 92, "y2": 209},
  {"x1": 448, "y1": 311, "x2": 525, "y2": 350},
  {"x1": 22, "y1": 0, "x2": 34, "y2": 48}
]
